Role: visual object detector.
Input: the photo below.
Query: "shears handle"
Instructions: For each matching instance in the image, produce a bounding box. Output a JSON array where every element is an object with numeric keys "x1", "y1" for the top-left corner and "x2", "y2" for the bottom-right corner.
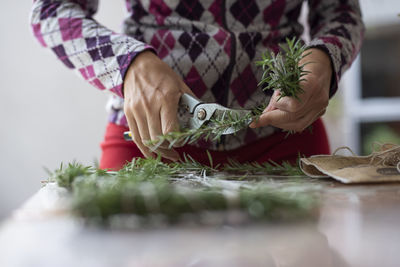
[{"x1": 179, "y1": 93, "x2": 203, "y2": 114}]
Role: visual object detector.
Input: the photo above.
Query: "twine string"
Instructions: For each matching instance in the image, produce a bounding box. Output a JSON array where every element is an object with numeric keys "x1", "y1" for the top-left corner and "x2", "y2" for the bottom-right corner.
[
  {"x1": 332, "y1": 146, "x2": 357, "y2": 157},
  {"x1": 369, "y1": 142, "x2": 400, "y2": 167},
  {"x1": 332, "y1": 143, "x2": 400, "y2": 170}
]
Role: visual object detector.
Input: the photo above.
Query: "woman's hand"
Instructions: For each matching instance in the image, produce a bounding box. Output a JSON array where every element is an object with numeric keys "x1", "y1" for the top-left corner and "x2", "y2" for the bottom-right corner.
[
  {"x1": 250, "y1": 48, "x2": 332, "y2": 132},
  {"x1": 123, "y1": 51, "x2": 193, "y2": 161}
]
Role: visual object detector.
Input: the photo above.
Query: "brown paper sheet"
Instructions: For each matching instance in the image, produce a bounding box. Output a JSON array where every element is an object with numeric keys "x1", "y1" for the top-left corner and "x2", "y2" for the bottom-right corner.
[{"x1": 300, "y1": 146, "x2": 400, "y2": 184}]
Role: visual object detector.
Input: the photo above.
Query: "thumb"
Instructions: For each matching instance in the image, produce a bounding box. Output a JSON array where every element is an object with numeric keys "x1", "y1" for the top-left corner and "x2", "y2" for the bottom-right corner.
[{"x1": 265, "y1": 90, "x2": 281, "y2": 111}]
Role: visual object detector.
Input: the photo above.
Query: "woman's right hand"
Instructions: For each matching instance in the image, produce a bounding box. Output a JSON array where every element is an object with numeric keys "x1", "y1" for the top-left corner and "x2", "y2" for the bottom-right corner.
[{"x1": 123, "y1": 51, "x2": 194, "y2": 161}]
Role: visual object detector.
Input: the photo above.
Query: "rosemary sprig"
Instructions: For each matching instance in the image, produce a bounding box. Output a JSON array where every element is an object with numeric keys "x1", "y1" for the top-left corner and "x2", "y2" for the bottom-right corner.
[
  {"x1": 146, "y1": 103, "x2": 267, "y2": 151},
  {"x1": 256, "y1": 37, "x2": 311, "y2": 100},
  {"x1": 223, "y1": 159, "x2": 304, "y2": 176},
  {"x1": 49, "y1": 161, "x2": 109, "y2": 189}
]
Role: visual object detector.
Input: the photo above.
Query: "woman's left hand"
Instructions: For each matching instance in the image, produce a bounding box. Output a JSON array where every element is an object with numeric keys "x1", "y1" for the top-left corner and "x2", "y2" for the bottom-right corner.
[{"x1": 250, "y1": 48, "x2": 333, "y2": 132}]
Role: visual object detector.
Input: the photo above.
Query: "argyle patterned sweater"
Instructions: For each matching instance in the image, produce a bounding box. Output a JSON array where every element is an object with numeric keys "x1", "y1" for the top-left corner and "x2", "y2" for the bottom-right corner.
[{"x1": 30, "y1": 0, "x2": 364, "y2": 150}]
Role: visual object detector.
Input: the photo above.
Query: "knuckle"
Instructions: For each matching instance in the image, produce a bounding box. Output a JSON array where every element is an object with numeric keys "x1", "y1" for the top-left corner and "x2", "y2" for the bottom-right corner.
[
  {"x1": 124, "y1": 98, "x2": 140, "y2": 113},
  {"x1": 141, "y1": 98, "x2": 152, "y2": 111},
  {"x1": 133, "y1": 98, "x2": 143, "y2": 110}
]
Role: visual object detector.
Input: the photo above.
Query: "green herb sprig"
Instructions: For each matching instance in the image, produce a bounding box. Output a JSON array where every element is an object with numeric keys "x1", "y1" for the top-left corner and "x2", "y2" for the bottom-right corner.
[
  {"x1": 256, "y1": 37, "x2": 311, "y2": 100},
  {"x1": 223, "y1": 159, "x2": 304, "y2": 176},
  {"x1": 145, "y1": 103, "x2": 267, "y2": 151}
]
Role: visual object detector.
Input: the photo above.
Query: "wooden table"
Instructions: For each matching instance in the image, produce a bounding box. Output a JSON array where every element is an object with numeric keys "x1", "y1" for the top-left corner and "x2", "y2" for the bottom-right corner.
[{"x1": 1, "y1": 179, "x2": 399, "y2": 267}]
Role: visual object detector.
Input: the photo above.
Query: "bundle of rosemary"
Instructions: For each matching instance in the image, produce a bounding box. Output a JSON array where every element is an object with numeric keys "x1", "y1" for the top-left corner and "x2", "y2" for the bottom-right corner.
[
  {"x1": 256, "y1": 37, "x2": 310, "y2": 100},
  {"x1": 48, "y1": 157, "x2": 317, "y2": 226}
]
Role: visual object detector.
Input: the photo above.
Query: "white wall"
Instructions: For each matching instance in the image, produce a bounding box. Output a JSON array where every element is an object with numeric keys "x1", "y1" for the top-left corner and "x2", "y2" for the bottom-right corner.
[
  {"x1": 0, "y1": 1, "x2": 126, "y2": 219},
  {"x1": 360, "y1": 0, "x2": 400, "y2": 27}
]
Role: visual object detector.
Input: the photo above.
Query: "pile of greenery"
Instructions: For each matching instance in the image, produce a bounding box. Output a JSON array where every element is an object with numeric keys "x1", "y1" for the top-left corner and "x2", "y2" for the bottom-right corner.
[{"x1": 48, "y1": 156, "x2": 317, "y2": 226}]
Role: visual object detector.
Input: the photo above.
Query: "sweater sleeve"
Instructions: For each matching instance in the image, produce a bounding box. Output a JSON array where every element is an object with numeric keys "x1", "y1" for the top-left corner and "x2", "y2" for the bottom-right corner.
[
  {"x1": 30, "y1": 0, "x2": 154, "y2": 98},
  {"x1": 307, "y1": 0, "x2": 365, "y2": 97}
]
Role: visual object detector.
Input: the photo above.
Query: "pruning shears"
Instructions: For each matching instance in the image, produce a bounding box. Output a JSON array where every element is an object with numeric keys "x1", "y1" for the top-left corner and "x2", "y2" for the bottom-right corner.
[{"x1": 123, "y1": 93, "x2": 252, "y2": 141}]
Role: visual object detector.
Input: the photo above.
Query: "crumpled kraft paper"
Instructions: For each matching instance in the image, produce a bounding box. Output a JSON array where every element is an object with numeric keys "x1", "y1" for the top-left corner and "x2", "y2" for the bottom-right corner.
[{"x1": 300, "y1": 145, "x2": 400, "y2": 184}]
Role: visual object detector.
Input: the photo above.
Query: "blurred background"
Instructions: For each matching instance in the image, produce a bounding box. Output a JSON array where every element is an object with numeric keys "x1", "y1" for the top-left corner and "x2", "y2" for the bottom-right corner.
[{"x1": 0, "y1": 0, "x2": 399, "y2": 220}]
